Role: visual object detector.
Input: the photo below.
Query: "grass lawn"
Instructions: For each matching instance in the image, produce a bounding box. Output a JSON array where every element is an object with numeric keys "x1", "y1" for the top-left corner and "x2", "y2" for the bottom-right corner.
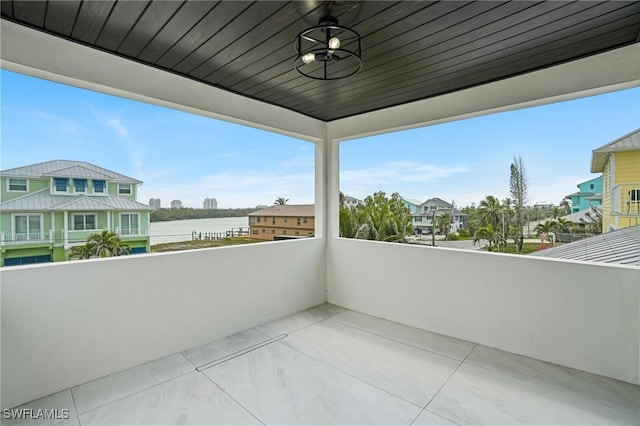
[
  {"x1": 489, "y1": 242, "x2": 554, "y2": 254},
  {"x1": 151, "y1": 237, "x2": 260, "y2": 252}
]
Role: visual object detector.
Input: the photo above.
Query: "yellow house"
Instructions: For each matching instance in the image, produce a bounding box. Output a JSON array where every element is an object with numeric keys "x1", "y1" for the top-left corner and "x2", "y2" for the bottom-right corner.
[
  {"x1": 248, "y1": 205, "x2": 314, "y2": 241},
  {"x1": 591, "y1": 129, "x2": 640, "y2": 232}
]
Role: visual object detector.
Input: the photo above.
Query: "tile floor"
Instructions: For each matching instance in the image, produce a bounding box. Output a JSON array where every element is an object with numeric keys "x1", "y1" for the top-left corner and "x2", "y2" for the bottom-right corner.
[{"x1": 6, "y1": 303, "x2": 640, "y2": 425}]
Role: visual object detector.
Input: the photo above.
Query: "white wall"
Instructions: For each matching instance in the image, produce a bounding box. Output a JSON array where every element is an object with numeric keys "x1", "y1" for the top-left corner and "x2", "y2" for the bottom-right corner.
[
  {"x1": 327, "y1": 238, "x2": 640, "y2": 385},
  {"x1": 1, "y1": 239, "x2": 326, "y2": 408}
]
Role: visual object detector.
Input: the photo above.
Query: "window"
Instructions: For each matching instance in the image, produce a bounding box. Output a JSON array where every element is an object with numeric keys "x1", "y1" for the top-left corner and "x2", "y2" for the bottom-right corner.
[
  {"x1": 271, "y1": 229, "x2": 275, "y2": 234},
  {"x1": 73, "y1": 179, "x2": 87, "y2": 193},
  {"x1": 272, "y1": 217, "x2": 276, "y2": 224},
  {"x1": 252, "y1": 229, "x2": 259, "y2": 235},
  {"x1": 284, "y1": 218, "x2": 287, "y2": 223},
  {"x1": 93, "y1": 180, "x2": 106, "y2": 194},
  {"x1": 8, "y1": 178, "x2": 27, "y2": 191},
  {"x1": 73, "y1": 214, "x2": 96, "y2": 230},
  {"x1": 118, "y1": 184, "x2": 132, "y2": 195},
  {"x1": 53, "y1": 178, "x2": 68, "y2": 193},
  {"x1": 283, "y1": 230, "x2": 287, "y2": 235},
  {"x1": 14, "y1": 214, "x2": 42, "y2": 241},
  {"x1": 295, "y1": 231, "x2": 300, "y2": 236},
  {"x1": 120, "y1": 213, "x2": 139, "y2": 235},
  {"x1": 303, "y1": 218, "x2": 308, "y2": 224},
  {"x1": 257, "y1": 217, "x2": 261, "y2": 223},
  {"x1": 262, "y1": 229, "x2": 265, "y2": 233},
  {"x1": 590, "y1": 183, "x2": 595, "y2": 190},
  {"x1": 297, "y1": 217, "x2": 301, "y2": 225},
  {"x1": 415, "y1": 216, "x2": 422, "y2": 222}
]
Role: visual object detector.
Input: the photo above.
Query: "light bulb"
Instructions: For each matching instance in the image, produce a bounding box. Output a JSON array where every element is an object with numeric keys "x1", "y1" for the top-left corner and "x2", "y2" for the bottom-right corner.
[
  {"x1": 302, "y1": 53, "x2": 316, "y2": 64},
  {"x1": 328, "y1": 37, "x2": 340, "y2": 50}
]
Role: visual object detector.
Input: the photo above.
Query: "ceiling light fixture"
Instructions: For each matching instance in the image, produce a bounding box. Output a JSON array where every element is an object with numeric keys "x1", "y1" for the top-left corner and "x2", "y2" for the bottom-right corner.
[{"x1": 294, "y1": 16, "x2": 362, "y2": 81}]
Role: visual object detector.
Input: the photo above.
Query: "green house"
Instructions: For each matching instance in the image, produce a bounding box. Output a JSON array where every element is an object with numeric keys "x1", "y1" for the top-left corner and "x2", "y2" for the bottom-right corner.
[{"x1": 0, "y1": 160, "x2": 154, "y2": 266}]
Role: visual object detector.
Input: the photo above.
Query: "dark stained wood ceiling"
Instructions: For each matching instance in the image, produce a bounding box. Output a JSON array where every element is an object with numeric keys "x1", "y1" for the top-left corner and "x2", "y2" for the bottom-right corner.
[{"x1": 2, "y1": 1, "x2": 640, "y2": 122}]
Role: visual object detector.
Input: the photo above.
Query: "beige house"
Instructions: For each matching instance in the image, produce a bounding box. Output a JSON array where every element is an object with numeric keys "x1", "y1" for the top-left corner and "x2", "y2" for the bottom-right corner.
[{"x1": 248, "y1": 205, "x2": 314, "y2": 240}]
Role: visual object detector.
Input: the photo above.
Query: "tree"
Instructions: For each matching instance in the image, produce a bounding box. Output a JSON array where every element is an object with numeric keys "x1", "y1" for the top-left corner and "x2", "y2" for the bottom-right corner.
[
  {"x1": 509, "y1": 155, "x2": 529, "y2": 254},
  {"x1": 88, "y1": 231, "x2": 130, "y2": 257},
  {"x1": 274, "y1": 197, "x2": 289, "y2": 205},
  {"x1": 535, "y1": 220, "x2": 557, "y2": 245},
  {"x1": 473, "y1": 224, "x2": 502, "y2": 252},
  {"x1": 436, "y1": 212, "x2": 452, "y2": 239},
  {"x1": 70, "y1": 231, "x2": 130, "y2": 259},
  {"x1": 339, "y1": 191, "x2": 412, "y2": 242},
  {"x1": 578, "y1": 206, "x2": 603, "y2": 235},
  {"x1": 70, "y1": 242, "x2": 96, "y2": 259}
]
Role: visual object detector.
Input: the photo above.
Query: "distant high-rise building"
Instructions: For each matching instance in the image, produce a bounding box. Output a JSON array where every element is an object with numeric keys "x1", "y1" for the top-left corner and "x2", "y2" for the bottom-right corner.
[
  {"x1": 203, "y1": 197, "x2": 218, "y2": 209},
  {"x1": 148, "y1": 198, "x2": 161, "y2": 208},
  {"x1": 171, "y1": 200, "x2": 183, "y2": 209}
]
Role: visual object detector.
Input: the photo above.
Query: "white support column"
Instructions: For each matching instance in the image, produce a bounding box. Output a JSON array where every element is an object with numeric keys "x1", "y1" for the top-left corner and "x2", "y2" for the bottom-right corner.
[
  {"x1": 63, "y1": 211, "x2": 68, "y2": 247},
  {"x1": 107, "y1": 211, "x2": 111, "y2": 231},
  {"x1": 50, "y1": 212, "x2": 55, "y2": 243}
]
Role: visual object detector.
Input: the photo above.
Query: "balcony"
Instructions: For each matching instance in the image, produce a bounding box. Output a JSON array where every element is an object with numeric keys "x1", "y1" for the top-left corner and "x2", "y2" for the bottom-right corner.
[
  {"x1": 612, "y1": 183, "x2": 640, "y2": 215},
  {"x1": 4, "y1": 301, "x2": 639, "y2": 425},
  {"x1": 0, "y1": 230, "x2": 53, "y2": 246},
  {"x1": 1, "y1": 5, "x2": 639, "y2": 424}
]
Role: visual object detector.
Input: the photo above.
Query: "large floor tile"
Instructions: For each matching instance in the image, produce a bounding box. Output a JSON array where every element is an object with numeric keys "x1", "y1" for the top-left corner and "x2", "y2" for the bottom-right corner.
[
  {"x1": 181, "y1": 329, "x2": 269, "y2": 367},
  {"x1": 465, "y1": 345, "x2": 640, "y2": 417},
  {"x1": 2, "y1": 390, "x2": 77, "y2": 426},
  {"x1": 412, "y1": 410, "x2": 459, "y2": 425},
  {"x1": 204, "y1": 341, "x2": 421, "y2": 425},
  {"x1": 255, "y1": 310, "x2": 324, "y2": 337},
  {"x1": 306, "y1": 302, "x2": 346, "y2": 318},
  {"x1": 330, "y1": 310, "x2": 474, "y2": 361},
  {"x1": 282, "y1": 320, "x2": 460, "y2": 407},
  {"x1": 79, "y1": 372, "x2": 260, "y2": 425},
  {"x1": 428, "y1": 363, "x2": 637, "y2": 425},
  {"x1": 71, "y1": 353, "x2": 193, "y2": 414}
]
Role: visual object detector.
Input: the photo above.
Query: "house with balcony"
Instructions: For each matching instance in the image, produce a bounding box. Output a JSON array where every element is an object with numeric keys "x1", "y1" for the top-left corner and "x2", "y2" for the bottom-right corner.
[
  {"x1": 1, "y1": 2, "x2": 639, "y2": 425},
  {"x1": 248, "y1": 204, "x2": 315, "y2": 240},
  {"x1": 412, "y1": 197, "x2": 467, "y2": 234},
  {"x1": 0, "y1": 160, "x2": 153, "y2": 266},
  {"x1": 567, "y1": 176, "x2": 603, "y2": 213},
  {"x1": 591, "y1": 129, "x2": 640, "y2": 232}
]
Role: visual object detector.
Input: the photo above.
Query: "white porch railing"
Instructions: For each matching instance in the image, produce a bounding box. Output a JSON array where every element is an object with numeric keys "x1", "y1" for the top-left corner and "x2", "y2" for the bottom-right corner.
[
  {"x1": 612, "y1": 183, "x2": 640, "y2": 214},
  {"x1": 0, "y1": 230, "x2": 54, "y2": 245}
]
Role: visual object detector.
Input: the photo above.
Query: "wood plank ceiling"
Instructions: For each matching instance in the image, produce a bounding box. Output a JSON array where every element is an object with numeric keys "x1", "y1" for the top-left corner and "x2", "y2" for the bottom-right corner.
[{"x1": 2, "y1": 1, "x2": 640, "y2": 122}]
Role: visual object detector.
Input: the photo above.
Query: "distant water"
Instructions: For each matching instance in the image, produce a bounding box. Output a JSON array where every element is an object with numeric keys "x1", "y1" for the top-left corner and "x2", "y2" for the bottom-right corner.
[{"x1": 150, "y1": 216, "x2": 249, "y2": 245}]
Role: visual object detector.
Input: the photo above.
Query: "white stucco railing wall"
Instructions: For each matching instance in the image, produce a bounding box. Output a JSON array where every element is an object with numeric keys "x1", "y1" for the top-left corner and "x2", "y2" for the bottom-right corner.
[
  {"x1": 1, "y1": 238, "x2": 326, "y2": 408},
  {"x1": 327, "y1": 238, "x2": 640, "y2": 385}
]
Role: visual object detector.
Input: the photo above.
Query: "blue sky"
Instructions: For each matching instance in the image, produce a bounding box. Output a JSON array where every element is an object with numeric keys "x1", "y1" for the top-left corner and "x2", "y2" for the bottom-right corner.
[{"x1": 2, "y1": 69, "x2": 639, "y2": 209}]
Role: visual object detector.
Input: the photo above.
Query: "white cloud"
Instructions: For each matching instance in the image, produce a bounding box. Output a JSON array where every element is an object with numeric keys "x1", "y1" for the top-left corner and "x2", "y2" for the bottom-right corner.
[{"x1": 106, "y1": 118, "x2": 128, "y2": 138}]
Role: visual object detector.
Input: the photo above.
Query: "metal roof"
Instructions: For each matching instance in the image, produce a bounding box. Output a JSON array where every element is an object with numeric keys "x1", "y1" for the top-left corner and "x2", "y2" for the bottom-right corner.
[
  {"x1": 530, "y1": 225, "x2": 640, "y2": 266},
  {"x1": 591, "y1": 129, "x2": 640, "y2": 172},
  {"x1": 2, "y1": 1, "x2": 639, "y2": 122},
  {"x1": 0, "y1": 188, "x2": 154, "y2": 212},
  {"x1": 0, "y1": 160, "x2": 142, "y2": 184},
  {"x1": 248, "y1": 204, "x2": 315, "y2": 217}
]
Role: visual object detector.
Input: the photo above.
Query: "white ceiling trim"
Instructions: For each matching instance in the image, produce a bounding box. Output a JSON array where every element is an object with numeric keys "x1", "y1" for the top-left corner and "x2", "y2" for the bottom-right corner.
[{"x1": 0, "y1": 20, "x2": 325, "y2": 144}]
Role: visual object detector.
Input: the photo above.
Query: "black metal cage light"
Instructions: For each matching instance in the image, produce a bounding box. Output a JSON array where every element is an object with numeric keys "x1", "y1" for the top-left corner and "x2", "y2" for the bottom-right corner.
[{"x1": 294, "y1": 16, "x2": 362, "y2": 81}]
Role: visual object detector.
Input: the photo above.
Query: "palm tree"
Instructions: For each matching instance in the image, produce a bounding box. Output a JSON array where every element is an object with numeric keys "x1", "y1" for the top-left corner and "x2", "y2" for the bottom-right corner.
[
  {"x1": 87, "y1": 231, "x2": 130, "y2": 257},
  {"x1": 473, "y1": 224, "x2": 502, "y2": 252},
  {"x1": 274, "y1": 197, "x2": 288, "y2": 205},
  {"x1": 70, "y1": 242, "x2": 96, "y2": 259},
  {"x1": 436, "y1": 213, "x2": 452, "y2": 239},
  {"x1": 535, "y1": 220, "x2": 557, "y2": 245},
  {"x1": 477, "y1": 195, "x2": 506, "y2": 229}
]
